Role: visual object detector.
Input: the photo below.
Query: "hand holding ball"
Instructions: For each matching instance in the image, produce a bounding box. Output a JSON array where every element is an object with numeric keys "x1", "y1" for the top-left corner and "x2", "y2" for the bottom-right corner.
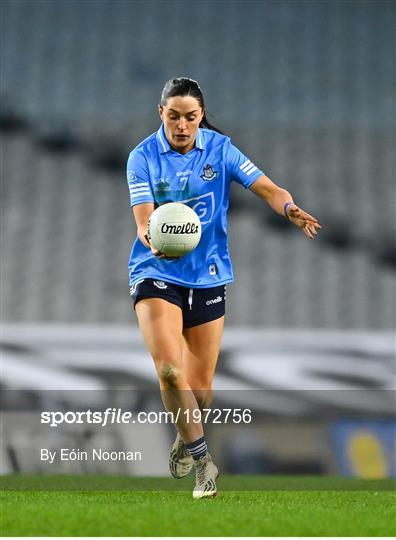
[{"x1": 147, "y1": 202, "x2": 202, "y2": 258}]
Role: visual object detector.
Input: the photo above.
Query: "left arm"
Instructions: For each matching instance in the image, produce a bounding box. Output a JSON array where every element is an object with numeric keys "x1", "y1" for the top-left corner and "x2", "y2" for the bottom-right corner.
[{"x1": 249, "y1": 174, "x2": 322, "y2": 239}]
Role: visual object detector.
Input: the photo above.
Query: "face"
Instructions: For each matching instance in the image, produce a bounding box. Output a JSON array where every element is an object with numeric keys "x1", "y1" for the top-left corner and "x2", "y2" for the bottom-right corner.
[{"x1": 159, "y1": 95, "x2": 204, "y2": 154}]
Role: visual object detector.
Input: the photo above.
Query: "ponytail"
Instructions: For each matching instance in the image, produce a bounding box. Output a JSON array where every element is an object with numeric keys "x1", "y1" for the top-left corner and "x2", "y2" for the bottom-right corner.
[{"x1": 200, "y1": 113, "x2": 224, "y2": 134}]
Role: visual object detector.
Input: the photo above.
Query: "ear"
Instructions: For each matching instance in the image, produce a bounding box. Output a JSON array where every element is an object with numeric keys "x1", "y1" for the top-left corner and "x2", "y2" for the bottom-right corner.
[{"x1": 158, "y1": 105, "x2": 164, "y2": 121}]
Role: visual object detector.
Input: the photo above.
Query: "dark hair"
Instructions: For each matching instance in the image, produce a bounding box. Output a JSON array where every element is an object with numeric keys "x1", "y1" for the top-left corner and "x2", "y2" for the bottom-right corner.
[{"x1": 160, "y1": 77, "x2": 223, "y2": 134}]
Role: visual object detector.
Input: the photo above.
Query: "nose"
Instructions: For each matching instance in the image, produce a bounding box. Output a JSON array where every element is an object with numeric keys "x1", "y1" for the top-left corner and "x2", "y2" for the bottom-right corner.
[{"x1": 177, "y1": 117, "x2": 187, "y2": 131}]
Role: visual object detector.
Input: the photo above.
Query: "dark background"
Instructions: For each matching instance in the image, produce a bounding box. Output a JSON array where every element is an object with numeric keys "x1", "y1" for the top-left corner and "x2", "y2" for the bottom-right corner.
[{"x1": 2, "y1": 0, "x2": 394, "y2": 328}]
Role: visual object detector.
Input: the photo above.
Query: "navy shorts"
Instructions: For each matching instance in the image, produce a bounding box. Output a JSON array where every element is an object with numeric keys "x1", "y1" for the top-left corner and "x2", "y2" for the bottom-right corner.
[{"x1": 130, "y1": 279, "x2": 226, "y2": 329}]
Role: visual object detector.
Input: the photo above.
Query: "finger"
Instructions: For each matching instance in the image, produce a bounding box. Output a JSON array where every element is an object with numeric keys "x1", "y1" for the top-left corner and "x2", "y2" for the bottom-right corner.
[
  {"x1": 300, "y1": 211, "x2": 319, "y2": 223},
  {"x1": 300, "y1": 219, "x2": 321, "y2": 233},
  {"x1": 290, "y1": 208, "x2": 319, "y2": 224},
  {"x1": 303, "y1": 224, "x2": 314, "y2": 239},
  {"x1": 290, "y1": 217, "x2": 306, "y2": 229},
  {"x1": 307, "y1": 222, "x2": 322, "y2": 230},
  {"x1": 307, "y1": 223, "x2": 318, "y2": 236},
  {"x1": 305, "y1": 218, "x2": 322, "y2": 228},
  {"x1": 156, "y1": 252, "x2": 179, "y2": 260}
]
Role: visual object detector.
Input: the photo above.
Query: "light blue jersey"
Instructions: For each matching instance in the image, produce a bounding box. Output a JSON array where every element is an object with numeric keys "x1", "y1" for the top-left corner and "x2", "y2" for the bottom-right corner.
[{"x1": 126, "y1": 125, "x2": 263, "y2": 289}]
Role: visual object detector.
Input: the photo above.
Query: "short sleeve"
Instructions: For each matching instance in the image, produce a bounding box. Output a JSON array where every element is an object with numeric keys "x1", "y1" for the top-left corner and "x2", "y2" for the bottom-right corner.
[
  {"x1": 126, "y1": 150, "x2": 155, "y2": 207},
  {"x1": 225, "y1": 142, "x2": 264, "y2": 189}
]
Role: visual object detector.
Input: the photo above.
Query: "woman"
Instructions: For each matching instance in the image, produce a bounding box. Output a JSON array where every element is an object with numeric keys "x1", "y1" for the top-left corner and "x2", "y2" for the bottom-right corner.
[{"x1": 126, "y1": 77, "x2": 321, "y2": 498}]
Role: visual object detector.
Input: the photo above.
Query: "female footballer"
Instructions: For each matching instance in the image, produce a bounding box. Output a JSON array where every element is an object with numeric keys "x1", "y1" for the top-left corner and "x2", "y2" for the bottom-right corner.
[{"x1": 127, "y1": 77, "x2": 321, "y2": 498}]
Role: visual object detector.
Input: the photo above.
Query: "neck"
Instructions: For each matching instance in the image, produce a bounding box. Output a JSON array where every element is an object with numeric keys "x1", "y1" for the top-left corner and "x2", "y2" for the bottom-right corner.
[{"x1": 172, "y1": 141, "x2": 195, "y2": 155}]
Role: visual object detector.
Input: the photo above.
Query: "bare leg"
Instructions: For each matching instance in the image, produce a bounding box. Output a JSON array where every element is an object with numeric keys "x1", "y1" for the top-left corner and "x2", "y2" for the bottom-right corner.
[
  {"x1": 135, "y1": 298, "x2": 204, "y2": 443},
  {"x1": 182, "y1": 316, "x2": 225, "y2": 411}
]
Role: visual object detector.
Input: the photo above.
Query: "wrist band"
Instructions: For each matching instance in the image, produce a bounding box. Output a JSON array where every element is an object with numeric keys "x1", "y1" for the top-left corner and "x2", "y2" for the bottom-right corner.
[{"x1": 284, "y1": 201, "x2": 294, "y2": 218}]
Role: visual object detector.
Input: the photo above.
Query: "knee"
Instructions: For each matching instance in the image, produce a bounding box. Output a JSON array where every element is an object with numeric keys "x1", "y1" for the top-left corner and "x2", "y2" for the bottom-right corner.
[{"x1": 157, "y1": 362, "x2": 182, "y2": 389}]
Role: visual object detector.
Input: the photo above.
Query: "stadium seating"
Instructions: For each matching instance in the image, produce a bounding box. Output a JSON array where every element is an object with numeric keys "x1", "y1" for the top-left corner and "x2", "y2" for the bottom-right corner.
[{"x1": 2, "y1": 0, "x2": 394, "y2": 328}]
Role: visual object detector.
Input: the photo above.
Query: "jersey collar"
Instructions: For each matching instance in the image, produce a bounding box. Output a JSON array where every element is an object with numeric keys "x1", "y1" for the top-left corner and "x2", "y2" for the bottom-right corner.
[{"x1": 156, "y1": 124, "x2": 205, "y2": 154}]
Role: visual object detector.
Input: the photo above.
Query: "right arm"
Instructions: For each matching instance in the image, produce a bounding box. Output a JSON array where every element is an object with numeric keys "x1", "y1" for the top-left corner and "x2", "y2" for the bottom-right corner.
[
  {"x1": 127, "y1": 150, "x2": 179, "y2": 259},
  {"x1": 132, "y1": 202, "x2": 180, "y2": 260},
  {"x1": 133, "y1": 202, "x2": 154, "y2": 249},
  {"x1": 126, "y1": 149, "x2": 155, "y2": 251}
]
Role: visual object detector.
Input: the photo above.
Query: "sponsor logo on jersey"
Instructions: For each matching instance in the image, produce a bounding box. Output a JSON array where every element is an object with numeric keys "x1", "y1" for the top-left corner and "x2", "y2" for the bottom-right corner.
[
  {"x1": 160, "y1": 222, "x2": 199, "y2": 234},
  {"x1": 153, "y1": 178, "x2": 171, "y2": 191},
  {"x1": 181, "y1": 192, "x2": 215, "y2": 225},
  {"x1": 200, "y1": 164, "x2": 218, "y2": 182},
  {"x1": 206, "y1": 295, "x2": 223, "y2": 306},
  {"x1": 153, "y1": 280, "x2": 168, "y2": 289},
  {"x1": 176, "y1": 170, "x2": 193, "y2": 177}
]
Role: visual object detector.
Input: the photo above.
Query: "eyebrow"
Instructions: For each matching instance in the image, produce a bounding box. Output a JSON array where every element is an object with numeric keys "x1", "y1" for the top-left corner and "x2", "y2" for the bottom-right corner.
[{"x1": 168, "y1": 109, "x2": 199, "y2": 115}]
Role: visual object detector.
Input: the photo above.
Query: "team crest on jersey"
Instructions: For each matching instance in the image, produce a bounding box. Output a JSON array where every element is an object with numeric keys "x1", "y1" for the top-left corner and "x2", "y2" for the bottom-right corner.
[
  {"x1": 153, "y1": 280, "x2": 168, "y2": 289},
  {"x1": 200, "y1": 164, "x2": 218, "y2": 182}
]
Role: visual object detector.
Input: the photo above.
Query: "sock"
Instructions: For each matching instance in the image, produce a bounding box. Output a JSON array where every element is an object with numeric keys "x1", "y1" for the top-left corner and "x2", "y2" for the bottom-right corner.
[{"x1": 185, "y1": 436, "x2": 208, "y2": 460}]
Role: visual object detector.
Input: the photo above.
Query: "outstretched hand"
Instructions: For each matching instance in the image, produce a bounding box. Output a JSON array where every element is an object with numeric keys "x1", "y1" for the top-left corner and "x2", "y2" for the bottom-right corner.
[{"x1": 286, "y1": 205, "x2": 322, "y2": 239}]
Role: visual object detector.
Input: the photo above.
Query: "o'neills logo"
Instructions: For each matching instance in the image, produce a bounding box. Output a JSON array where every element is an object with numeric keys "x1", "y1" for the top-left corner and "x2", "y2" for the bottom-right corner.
[{"x1": 160, "y1": 222, "x2": 199, "y2": 234}]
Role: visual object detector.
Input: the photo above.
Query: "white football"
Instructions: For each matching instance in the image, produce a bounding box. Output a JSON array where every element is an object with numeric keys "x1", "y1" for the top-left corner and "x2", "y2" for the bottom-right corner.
[{"x1": 147, "y1": 202, "x2": 202, "y2": 257}]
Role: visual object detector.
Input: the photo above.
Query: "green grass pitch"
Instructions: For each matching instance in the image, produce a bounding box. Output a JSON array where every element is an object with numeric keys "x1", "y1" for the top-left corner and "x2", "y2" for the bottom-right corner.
[{"x1": 1, "y1": 475, "x2": 395, "y2": 536}]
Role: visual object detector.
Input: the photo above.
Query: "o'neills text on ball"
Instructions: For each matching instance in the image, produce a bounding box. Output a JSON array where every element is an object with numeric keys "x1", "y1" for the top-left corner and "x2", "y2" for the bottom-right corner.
[{"x1": 160, "y1": 222, "x2": 199, "y2": 234}]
